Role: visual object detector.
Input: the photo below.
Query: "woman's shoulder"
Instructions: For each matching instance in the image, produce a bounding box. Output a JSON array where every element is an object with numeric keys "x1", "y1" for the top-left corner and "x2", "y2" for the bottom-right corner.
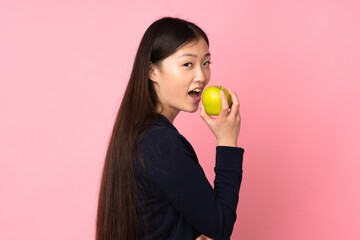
[
  {"x1": 136, "y1": 114, "x2": 201, "y2": 174},
  {"x1": 141, "y1": 116, "x2": 180, "y2": 144},
  {"x1": 140, "y1": 114, "x2": 193, "y2": 152}
]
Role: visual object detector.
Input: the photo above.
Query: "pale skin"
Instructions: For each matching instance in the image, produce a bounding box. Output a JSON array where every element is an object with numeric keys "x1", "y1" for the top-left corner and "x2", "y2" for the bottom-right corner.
[{"x1": 149, "y1": 38, "x2": 241, "y2": 240}]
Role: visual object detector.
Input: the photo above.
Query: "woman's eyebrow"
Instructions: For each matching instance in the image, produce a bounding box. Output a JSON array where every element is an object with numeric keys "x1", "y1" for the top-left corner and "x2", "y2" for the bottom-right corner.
[{"x1": 179, "y1": 52, "x2": 211, "y2": 58}]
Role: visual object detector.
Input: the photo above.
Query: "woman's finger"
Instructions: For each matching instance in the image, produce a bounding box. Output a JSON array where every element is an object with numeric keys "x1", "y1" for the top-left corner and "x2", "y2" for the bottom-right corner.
[
  {"x1": 199, "y1": 102, "x2": 215, "y2": 125},
  {"x1": 228, "y1": 90, "x2": 240, "y2": 117},
  {"x1": 218, "y1": 90, "x2": 230, "y2": 118}
]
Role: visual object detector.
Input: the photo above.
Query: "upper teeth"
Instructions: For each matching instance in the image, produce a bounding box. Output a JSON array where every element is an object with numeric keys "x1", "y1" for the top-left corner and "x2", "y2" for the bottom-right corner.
[{"x1": 193, "y1": 89, "x2": 201, "y2": 92}]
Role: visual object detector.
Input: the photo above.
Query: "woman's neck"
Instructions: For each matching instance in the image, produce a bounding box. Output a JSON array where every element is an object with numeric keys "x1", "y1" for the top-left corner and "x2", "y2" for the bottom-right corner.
[{"x1": 156, "y1": 105, "x2": 179, "y2": 124}]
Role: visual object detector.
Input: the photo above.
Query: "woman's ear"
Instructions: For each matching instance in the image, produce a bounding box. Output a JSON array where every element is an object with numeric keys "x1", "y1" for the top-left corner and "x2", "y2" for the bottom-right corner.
[{"x1": 148, "y1": 63, "x2": 160, "y2": 83}]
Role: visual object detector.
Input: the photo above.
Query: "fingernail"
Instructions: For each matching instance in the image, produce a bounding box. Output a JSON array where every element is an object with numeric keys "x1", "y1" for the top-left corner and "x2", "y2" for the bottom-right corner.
[{"x1": 220, "y1": 90, "x2": 225, "y2": 96}]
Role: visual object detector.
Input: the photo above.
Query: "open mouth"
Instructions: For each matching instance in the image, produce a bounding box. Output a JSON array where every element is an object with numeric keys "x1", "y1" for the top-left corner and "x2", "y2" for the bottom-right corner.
[{"x1": 188, "y1": 89, "x2": 201, "y2": 100}]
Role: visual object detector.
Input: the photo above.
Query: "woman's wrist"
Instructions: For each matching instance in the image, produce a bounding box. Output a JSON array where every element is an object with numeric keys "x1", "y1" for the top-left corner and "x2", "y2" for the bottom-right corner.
[{"x1": 216, "y1": 139, "x2": 237, "y2": 147}]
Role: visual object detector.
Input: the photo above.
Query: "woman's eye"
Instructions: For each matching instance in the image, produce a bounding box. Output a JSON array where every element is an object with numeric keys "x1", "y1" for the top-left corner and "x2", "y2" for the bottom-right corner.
[
  {"x1": 183, "y1": 62, "x2": 193, "y2": 67},
  {"x1": 203, "y1": 61, "x2": 212, "y2": 66}
]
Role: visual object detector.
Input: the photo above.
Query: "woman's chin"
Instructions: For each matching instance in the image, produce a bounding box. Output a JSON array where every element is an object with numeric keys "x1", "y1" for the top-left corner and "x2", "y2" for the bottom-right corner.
[{"x1": 183, "y1": 105, "x2": 200, "y2": 113}]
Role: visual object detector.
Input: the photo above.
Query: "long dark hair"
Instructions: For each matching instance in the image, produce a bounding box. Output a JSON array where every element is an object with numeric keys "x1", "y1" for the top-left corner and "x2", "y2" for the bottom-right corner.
[{"x1": 96, "y1": 17, "x2": 209, "y2": 240}]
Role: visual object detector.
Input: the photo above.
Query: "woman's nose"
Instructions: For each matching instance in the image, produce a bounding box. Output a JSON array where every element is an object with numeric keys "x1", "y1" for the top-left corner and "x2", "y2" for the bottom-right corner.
[{"x1": 194, "y1": 67, "x2": 206, "y2": 83}]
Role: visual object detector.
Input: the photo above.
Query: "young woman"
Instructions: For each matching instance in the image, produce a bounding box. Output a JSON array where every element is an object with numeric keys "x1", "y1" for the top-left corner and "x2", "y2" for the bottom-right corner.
[{"x1": 96, "y1": 17, "x2": 244, "y2": 240}]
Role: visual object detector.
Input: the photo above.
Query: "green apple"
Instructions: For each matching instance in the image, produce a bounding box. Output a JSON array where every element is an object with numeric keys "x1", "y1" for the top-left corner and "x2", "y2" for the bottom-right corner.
[{"x1": 202, "y1": 85, "x2": 232, "y2": 115}]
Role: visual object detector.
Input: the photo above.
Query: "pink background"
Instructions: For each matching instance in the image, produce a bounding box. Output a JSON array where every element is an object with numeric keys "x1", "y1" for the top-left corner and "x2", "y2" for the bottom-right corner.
[{"x1": 1, "y1": 0, "x2": 359, "y2": 239}]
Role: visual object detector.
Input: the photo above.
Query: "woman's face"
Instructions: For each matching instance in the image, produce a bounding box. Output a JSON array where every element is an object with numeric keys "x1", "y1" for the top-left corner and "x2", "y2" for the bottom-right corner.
[{"x1": 149, "y1": 37, "x2": 211, "y2": 122}]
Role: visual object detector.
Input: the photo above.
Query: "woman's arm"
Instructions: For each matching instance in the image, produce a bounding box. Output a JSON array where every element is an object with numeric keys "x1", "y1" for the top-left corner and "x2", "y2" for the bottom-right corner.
[
  {"x1": 140, "y1": 90, "x2": 243, "y2": 239},
  {"x1": 140, "y1": 131, "x2": 243, "y2": 239}
]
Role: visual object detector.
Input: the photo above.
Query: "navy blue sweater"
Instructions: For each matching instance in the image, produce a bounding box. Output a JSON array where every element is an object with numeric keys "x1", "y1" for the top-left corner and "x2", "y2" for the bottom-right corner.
[{"x1": 134, "y1": 114, "x2": 244, "y2": 240}]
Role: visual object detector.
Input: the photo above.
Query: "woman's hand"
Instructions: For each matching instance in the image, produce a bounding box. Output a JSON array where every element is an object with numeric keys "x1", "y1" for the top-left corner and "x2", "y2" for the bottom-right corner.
[
  {"x1": 196, "y1": 234, "x2": 214, "y2": 240},
  {"x1": 200, "y1": 89, "x2": 241, "y2": 147}
]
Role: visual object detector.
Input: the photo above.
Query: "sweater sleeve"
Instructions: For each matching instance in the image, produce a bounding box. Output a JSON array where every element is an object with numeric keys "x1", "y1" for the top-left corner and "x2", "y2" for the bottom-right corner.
[{"x1": 140, "y1": 127, "x2": 244, "y2": 240}]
